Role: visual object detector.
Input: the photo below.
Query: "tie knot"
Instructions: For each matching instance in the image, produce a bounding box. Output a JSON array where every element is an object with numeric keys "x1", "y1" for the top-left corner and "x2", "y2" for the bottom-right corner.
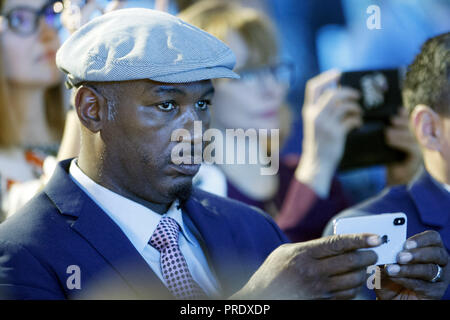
[{"x1": 150, "y1": 216, "x2": 180, "y2": 252}]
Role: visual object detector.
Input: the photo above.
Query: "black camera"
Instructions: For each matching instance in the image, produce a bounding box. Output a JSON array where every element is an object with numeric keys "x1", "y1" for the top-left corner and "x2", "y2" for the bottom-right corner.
[
  {"x1": 394, "y1": 217, "x2": 406, "y2": 226},
  {"x1": 338, "y1": 68, "x2": 407, "y2": 171}
]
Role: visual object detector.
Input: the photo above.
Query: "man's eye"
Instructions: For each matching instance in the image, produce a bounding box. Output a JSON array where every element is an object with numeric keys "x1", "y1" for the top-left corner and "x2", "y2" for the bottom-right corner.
[
  {"x1": 156, "y1": 101, "x2": 176, "y2": 111},
  {"x1": 196, "y1": 100, "x2": 211, "y2": 111}
]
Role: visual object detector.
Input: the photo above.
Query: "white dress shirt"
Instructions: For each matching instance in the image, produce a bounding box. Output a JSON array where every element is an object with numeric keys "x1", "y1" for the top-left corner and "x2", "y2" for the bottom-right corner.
[
  {"x1": 69, "y1": 159, "x2": 221, "y2": 297},
  {"x1": 443, "y1": 183, "x2": 450, "y2": 194}
]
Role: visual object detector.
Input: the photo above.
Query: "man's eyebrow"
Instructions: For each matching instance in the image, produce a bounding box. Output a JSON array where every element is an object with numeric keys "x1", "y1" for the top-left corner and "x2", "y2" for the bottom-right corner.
[
  {"x1": 201, "y1": 87, "x2": 215, "y2": 98},
  {"x1": 153, "y1": 86, "x2": 187, "y2": 96}
]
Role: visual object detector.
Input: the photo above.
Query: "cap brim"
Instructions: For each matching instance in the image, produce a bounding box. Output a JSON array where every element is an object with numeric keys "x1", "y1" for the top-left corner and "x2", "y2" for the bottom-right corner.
[{"x1": 149, "y1": 67, "x2": 240, "y2": 83}]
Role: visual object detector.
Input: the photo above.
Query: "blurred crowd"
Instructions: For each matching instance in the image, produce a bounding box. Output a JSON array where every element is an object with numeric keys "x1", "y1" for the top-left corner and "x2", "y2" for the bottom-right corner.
[{"x1": 0, "y1": 0, "x2": 448, "y2": 246}]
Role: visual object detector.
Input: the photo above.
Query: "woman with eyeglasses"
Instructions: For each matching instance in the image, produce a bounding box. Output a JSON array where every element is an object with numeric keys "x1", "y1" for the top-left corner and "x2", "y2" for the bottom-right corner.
[{"x1": 0, "y1": 0, "x2": 66, "y2": 219}]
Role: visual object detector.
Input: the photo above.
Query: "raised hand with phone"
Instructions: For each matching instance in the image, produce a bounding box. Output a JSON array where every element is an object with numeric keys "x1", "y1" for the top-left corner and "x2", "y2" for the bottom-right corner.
[
  {"x1": 295, "y1": 68, "x2": 422, "y2": 201},
  {"x1": 296, "y1": 69, "x2": 363, "y2": 198}
]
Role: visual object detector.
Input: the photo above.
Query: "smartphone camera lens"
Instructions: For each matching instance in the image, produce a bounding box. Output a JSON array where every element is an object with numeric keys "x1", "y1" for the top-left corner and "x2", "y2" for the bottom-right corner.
[{"x1": 394, "y1": 218, "x2": 405, "y2": 226}]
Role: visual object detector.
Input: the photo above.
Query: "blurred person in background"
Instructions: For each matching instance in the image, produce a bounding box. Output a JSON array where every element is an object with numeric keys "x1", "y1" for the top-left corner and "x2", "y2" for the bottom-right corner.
[
  {"x1": 0, "y1": 0, "x2": 67, "y2": 219},
  {"x1": 179, "y1": 0, "x2": 422, "y2": 242},
  {"x1": 315, "y1": 0, "x2": 450, "y2": 203}
]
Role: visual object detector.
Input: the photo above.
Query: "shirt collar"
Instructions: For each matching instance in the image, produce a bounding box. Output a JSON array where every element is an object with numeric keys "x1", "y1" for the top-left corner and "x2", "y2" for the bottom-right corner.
[
  {"x1": 408, "y1": 169, "x2": 450, "y2": 227},
  {"x1": 443, "y1": 183, "x2": 450, "y2": 194},
  {"x1": 68, "y1": 159, "x2": 196, "y2": 254}
]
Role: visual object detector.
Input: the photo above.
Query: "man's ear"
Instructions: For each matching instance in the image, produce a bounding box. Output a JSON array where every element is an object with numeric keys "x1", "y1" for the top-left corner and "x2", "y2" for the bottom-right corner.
[
  {"x1": 411, "y1": 104, "x2": 442, "y2": 152},
  {"x1": 74, "y1": 86, "x2": 108, "y2": 133}
]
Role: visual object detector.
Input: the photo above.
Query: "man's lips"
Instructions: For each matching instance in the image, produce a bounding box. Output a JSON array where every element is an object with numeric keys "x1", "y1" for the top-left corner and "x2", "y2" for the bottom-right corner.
[{"x1": 169, "y1": 163, "x2": 201, "y2": 176}]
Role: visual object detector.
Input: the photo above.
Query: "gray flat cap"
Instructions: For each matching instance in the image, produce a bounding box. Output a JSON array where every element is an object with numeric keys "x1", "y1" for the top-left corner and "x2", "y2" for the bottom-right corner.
[{"x1": 56, "y1": 8, "x2": 239, "y2": 88}]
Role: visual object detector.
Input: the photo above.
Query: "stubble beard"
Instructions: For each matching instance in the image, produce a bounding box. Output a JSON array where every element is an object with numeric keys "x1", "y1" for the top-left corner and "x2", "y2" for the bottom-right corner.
[{"x1": 167, "y1": 179, "x2": 194, "y2": 203}]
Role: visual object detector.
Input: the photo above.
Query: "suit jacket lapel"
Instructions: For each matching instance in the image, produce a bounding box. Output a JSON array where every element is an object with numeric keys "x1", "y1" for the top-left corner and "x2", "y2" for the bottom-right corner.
[{"x1": 45, "y1": 159, "x2": 172, "y2": 299}]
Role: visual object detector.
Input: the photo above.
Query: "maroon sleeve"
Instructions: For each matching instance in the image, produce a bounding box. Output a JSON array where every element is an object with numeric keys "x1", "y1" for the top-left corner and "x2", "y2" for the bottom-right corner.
[
  {"x1": 276, "y1": 179, "x2": 318, "y2": 231},
  {"x1": 275, "y1": 157, "x2": 352, "y2": 242}
]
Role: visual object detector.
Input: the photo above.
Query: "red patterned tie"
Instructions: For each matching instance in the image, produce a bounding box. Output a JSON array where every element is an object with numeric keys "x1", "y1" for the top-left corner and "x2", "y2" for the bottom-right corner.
[{"x1": 149, "y1": 216, "x2": 207, "y2": 299}]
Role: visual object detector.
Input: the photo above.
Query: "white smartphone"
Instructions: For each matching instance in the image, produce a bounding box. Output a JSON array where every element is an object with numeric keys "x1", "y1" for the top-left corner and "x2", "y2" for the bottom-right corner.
[{"x1": 333, "y1": 213, "x2": 407, "y2": 265}]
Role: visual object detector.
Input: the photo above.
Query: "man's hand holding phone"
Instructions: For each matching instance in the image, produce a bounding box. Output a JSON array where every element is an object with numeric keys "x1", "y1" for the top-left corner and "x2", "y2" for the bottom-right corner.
[
  {"x1": 334, "y1": 214, "x2": 449, "y2": 299},
  {"x1": 231, "y1": 233, "x2": 381, "y2": 300},
  {"x1": 376, "y1": 230, "x2": 450, "y2": 300}
]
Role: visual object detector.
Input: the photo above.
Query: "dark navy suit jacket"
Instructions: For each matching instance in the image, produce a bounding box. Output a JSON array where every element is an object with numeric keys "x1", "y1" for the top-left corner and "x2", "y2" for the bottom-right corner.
[
  {"x1": 323, "y1": 169, "x2": 450, "y2": 299},
  {"x1": 0, "y1": 159, "x2": 289, "y2": 299}
]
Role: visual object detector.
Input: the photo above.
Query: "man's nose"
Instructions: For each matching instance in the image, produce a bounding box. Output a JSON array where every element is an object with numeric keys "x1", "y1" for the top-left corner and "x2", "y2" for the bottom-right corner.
[{"x1": 178, "y1": 107, "x2": 205, "y2": 143}]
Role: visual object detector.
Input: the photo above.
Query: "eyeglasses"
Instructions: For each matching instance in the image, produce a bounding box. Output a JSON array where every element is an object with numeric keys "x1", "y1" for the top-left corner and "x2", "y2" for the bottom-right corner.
[
  {"x1": 236, "y1": 62, "x2": 295, "y2": 86},
  {"x1": 1, "y1": 1, "x2": 64, "y2": 36}
]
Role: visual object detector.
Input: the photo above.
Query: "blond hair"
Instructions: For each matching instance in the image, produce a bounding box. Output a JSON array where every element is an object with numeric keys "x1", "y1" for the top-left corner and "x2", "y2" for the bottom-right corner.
[{"x1": 179, "y1": 0, "x2": 278, "y2": 69}]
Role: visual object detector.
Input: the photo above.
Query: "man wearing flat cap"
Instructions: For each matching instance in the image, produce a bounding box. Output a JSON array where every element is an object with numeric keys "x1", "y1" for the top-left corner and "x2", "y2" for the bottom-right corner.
[{"x1": 0, "y1": 9, "x2": 447, "y2": 300}]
